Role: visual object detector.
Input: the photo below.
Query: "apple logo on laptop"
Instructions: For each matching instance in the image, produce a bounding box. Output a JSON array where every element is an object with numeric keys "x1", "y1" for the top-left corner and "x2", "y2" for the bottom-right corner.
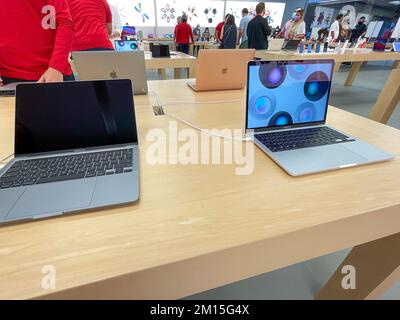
[{"x1": 110, "y1": 70, "x2": 118, "y2": 79}]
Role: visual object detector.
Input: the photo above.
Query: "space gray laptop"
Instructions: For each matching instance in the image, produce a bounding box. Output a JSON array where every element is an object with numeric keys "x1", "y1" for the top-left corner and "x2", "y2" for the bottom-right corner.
[
  {"x1": 0, "y1": 79, "x2": 139, "y2": 224},
  {"x1": 246, "y1": 59, "x2": 393, "y2": 176},
  {"x1": 0, "y1": 82, "x2": 19, "y2": 96},
  {"x1": 72, "y1": 51, "x2": 148, "y2": 95}
]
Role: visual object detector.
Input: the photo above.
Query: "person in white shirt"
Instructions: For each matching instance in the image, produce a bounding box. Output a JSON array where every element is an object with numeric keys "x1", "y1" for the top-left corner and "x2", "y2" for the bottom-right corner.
[
  {"x1": 286, "y1": 8, "x2": 306, "y2": 40},
  {"x1": 329, "y1": 14, "x2": 344, "y2": 42}
]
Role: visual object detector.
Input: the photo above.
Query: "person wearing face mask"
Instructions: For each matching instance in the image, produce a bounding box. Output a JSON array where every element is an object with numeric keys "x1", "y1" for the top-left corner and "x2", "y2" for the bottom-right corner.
[
  {"x1": 287, "y1": 8, "x2": 306, "y2": 40},
  {"x1": 351, "y1": 16, "x2": 367, "y2": 42},
  {"x1": 278, "y1": 8, "x2": 305, "y2": 40}
]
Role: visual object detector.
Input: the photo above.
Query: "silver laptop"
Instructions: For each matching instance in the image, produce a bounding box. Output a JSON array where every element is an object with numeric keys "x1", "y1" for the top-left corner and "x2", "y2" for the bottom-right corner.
[
  {"x1": 0, "y1": 82, "x2": 20, "y2": 96},
  {"x1": 0, "y1": 80, "x2": 139, "y2": 224},
  {"x1": 267, "y1": 38, "x2": 285, "y2": 51},
  {"x1": 72, "y1": 51, "x2": 148, "y2": 95},
  {"x1": 246, "y1": 59, "x2": 393, "y2": 176}
]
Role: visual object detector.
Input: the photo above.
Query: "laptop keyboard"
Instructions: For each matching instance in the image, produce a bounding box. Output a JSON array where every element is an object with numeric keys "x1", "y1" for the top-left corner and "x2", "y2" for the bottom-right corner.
[
  {"x1": 0, "y1": 149, "x2": 134, "y2": 189},
  {"x1": 255, "y1": 127, "x2": 355, "y2": 153}
]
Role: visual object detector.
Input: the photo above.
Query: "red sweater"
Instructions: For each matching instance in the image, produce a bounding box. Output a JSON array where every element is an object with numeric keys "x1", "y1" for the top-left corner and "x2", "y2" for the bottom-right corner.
[
  {"x1": 175, "y1": 22, "x2": 194, "y2": 44},
  {"x1": 0, "y1": 0, "x2": 74, "y2": 80},
  {"x1": 67, "y1": 0, "x2": 113, "y2": 51}
]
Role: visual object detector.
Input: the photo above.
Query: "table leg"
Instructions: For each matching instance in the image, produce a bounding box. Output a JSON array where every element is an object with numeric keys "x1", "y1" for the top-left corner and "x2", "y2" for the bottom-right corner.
[
  {"x1": 188, "y1": 65, "x2": 196, "y2": 79},
  {"x1": 344, "y1": 61, "x2": 363, "y2": 86},
  {"x1": 369, "y1": 69, "x2": 400, "y2": 124},
  {"x1": 189, "y1": 44, "x2": 194, "y2": 56},
  {"x1": 159, "y1": 69, "x2": 167, "y2": 80},
  {"x1": 174, "y1": 68, "x2": 181, "y2": 79},
  {"x1": 317, "y1": 232, "x2": 400, "y2": 300},
  {"x1": 333, "y1": 62, "x2": 342, "y2": 72}
]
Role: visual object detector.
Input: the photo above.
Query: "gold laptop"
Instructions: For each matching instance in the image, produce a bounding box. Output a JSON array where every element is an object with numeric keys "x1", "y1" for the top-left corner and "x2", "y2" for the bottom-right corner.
[{"x1": 187, "y1": 49, "x2": 255, "y2": 92}]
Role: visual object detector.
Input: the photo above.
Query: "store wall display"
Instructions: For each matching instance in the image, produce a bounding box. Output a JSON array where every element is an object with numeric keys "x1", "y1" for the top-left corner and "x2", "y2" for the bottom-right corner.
[
  {"x1": 392, "y1": 17, "x2": 400, "y2": 39},
  {"x1": 311, "y1": 5, "x2": 334, "y2": 29},
  {"x1": 157, "y1": 0, "x2": 225, "y2": 27},
  {"x1": 107, "y1": 0, "x2": 156, "y2": 26},
  {"x1": 340, "y1": 5, "x2": 356, "y2": 29},
  {"x1": 226, "y1": 1, "x2": 286, "y2": 27}
]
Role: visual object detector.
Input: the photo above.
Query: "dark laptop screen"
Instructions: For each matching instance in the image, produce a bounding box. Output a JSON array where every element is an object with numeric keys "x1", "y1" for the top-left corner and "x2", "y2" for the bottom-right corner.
[
  {"x1": 15, "y1": 80, "x2": 138, "y2": 155},
  {"x1": 246, "y1": 60, "x2": 334, "y2": 131}
]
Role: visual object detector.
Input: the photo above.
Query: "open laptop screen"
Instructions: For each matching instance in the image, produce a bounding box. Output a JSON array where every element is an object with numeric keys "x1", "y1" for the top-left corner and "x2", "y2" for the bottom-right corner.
[
  {"x1": 246, "y1": 60, "x2": 334, "y2": 131},
  {"x1": 15, "y1": 80, "x2": 138, "y2": 156},
  {"x1": 115, "y1": 40, "x2": 138, "y2": 52}
]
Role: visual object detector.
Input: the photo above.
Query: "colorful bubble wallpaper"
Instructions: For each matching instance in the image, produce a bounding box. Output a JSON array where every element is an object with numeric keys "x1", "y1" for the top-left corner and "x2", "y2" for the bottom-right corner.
[{"x1": 247, "y1": 61, "x2": 333, "y2": 129}]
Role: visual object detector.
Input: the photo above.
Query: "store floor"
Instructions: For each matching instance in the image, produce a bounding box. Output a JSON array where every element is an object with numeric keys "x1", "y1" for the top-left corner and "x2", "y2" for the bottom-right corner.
[{"x1": 147, "y1": 64, "x2": 400, "y2": 299}]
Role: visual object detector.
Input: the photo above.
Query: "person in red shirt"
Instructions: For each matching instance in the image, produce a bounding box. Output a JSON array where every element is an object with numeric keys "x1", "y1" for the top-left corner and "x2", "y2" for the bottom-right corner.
[
  {"x1": 0, "y1": 0, "x2": 74, "y2": 86},
  {"x1": 215, "y1": 14, "x2": 229, "y2": 43},
  {"x1": 174, "y1": 16, "x2": 182, "y2": 42},
  {"x1": 67, "y1": 0, "x2": 114, "y2": 51},
  {"x1": 174, "y1": 15, "x2": 194, "y2": 55}
]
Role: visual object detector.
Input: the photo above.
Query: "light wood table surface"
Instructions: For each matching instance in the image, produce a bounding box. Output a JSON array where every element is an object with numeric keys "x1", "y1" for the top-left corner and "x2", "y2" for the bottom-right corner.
[
  {"x1": 144, "y1": 51, "x2": 197, "y2": 80},
  {"x1": 255, "y1": 49, "x2": 400, "y2": 124},
  {"x1": 189, "y1": 42, "x2": 220, "y2": 55},
  {"x1": 0, "y1": 80, "x2": 400, "y2": 300}
]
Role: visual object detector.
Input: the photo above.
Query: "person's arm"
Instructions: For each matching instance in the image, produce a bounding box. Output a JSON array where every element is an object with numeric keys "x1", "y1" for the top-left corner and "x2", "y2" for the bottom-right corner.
[
  {"x1": 39, "y1": 0, "x2": 74, "y2": 82},
  {"x1": 104, "y1": 0, "x2": 113, "y2": 36},
  {"x1": 263, "y1": 18, "x2": 272, "y2": 38},
  {"x1": 295, "y1": 22, "x2": 306, "y2": 39},
  {"x1": 0, "y1": 76, "x2": 3, "y2": 87},
  {"x1": 360, "y1": 25, "x2": 367, "y2": 38},
  {"x1": 220, "y1": 25, "x2": 225, "y2": 41},
  {"x1": 190, "y1": 27, "x2": 194, "y2": 43},
  {"x1": 238, "y1": 28, "x2": 243, "y2": 44}
]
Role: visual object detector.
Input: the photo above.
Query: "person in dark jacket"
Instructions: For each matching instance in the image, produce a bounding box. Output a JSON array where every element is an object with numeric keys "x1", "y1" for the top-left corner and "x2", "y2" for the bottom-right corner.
[
  {"x1": 247, "y1": 2, "x2": 271, "y2": 50},
  {"x1": 220, "y1": 14, "x2": 237, "y2": 49}
]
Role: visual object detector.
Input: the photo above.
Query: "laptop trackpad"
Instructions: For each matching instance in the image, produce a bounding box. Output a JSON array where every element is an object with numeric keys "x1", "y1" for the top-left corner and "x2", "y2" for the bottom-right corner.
[
  {"x1": 7, "y1": 179, "x2": 95, "y2": 220},
  {"x1": 276, "y1": 144, "x2": 368, "y2": 175}
]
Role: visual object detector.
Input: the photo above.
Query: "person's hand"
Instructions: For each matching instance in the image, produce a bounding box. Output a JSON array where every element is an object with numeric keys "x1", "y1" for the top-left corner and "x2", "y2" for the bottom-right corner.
[{"x1": 37, "y1": 67, "x2": 63, "y2": 83}]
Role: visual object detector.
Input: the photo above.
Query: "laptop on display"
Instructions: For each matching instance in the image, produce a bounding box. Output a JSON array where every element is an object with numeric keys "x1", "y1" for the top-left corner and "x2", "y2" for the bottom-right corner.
[
  {"x1": 392, "y1": 42, "x2": 400, "y2": 52},
  {"x1": 0, "y1": 82, "x2": 20, "y2": 97},
  {"x1": 282, "y1": 39, "x2": 301, "y2": 51},
  {"x1": 267, "y1": 39, "x2": 285, "y2": 51},
  {"x1": 0, "y1": 80, "x2": 140, "y2": 224},
  {"x1": 187, "y1": 49, "x2": 255, "y2": 92},
  {"x1": 114, "y1": 40, "x2": 139, "y2": 51},
  {"x1": 72, "y1": 51, "x2": 148, "y2": 95},
  {"x1": 246, "y1": 60, "x2": 393, "y2": 176}
]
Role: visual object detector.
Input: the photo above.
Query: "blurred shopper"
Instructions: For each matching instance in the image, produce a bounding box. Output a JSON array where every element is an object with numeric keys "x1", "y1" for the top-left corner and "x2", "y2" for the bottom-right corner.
[
  {"x1": 0, "y1": 0, "x2": 74, "y2": 85},
  {"x1": 215, "y1": 14, "x2": 229, "y2": 43},
  {"x1": 238, "y1": 8, "x2": 252, "y2": 48},
  {"x1": 329, "y1": 14, "x2": 344, "y2": 42},
  {"x1": 67, "y1": 0, "x2": 114, "y2": 51},
  {"x1": 193, "y1": 24, "x2": 201, "y2": 41},
  {"x1": 175, "y1": 15, "x2": 194, "y2": 54},
  {"x1": 286, "y1": 8, "x2": 306, "y2": 40},
  {"x1": 220, "y1": 14, "x2": 237, "y2": 49},
  {"x1": 278, "y1": 8, "x2": 300, "y2": 39},
  {"x1": 247, "y1": 2, "x2": 271, "y2": 50},
  {"x1": 202, "y1": 27, "x2": 211, "y2": 41},
  {"x1": 174, "y1": 16, "x2": 182, "y2": 43},
  {"x1": 351, "y1": 16, "x2": 367, "y2": 42}
]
